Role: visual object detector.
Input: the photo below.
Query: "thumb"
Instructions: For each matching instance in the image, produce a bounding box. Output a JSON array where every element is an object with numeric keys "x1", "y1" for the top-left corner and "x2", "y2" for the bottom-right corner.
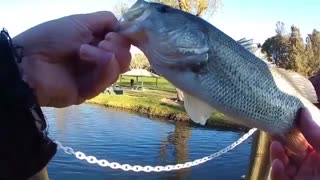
[
  {"x1": 71, "y1": 11, "x2": 118, "y2": 38},
  {"x1": 299, "y1": 108, "x2": 320, "y2": 152},
  {"x1": 77, "y1": 44, "x2": 120, "y2": 100}
]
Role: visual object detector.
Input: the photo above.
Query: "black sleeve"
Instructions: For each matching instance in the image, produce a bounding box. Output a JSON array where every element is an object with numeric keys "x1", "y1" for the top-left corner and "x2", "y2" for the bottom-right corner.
[{"x1": 0, "y1": 29, "x2": 57, "y2": 180}]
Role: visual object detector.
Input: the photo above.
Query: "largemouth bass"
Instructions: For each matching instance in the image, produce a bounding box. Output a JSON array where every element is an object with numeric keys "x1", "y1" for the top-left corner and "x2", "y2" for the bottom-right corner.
[{"x1": 115, "y1": 0, "x2": 320, "y2": 154}]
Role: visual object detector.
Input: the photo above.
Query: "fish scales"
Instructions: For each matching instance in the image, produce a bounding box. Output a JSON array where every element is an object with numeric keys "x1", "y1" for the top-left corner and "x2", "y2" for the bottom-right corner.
[
  {"x1": 199, "y1": 28, "x2": 304, "y2": 134},
  {"x1": 116, "y1": 0, "x2": 319, "y2": 154}
]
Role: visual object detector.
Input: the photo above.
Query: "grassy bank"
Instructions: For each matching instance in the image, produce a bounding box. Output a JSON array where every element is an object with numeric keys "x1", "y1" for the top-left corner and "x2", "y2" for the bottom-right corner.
[
  {"x1": 87, "y1": 77, "x2": 247, "y2": 130},
  {"x1": 117, "y1": 76, "x2": 176, "y2": 93},
  {"x1": 87, "y1": 89, "x2": 189, "y2": 121}
]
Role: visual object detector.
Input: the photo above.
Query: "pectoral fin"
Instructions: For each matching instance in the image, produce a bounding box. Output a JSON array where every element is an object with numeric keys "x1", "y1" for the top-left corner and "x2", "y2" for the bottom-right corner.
[{"x1": 183, "y1": 92, "x2": 215, "y2": 125}]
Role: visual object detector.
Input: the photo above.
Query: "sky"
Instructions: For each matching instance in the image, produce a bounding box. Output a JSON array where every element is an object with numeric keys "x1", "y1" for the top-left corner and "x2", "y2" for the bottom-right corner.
[
  {"x1": 1, "y1": 0, "x2": 319, "y2": 53},
  {"x1": 208, "y1": 0, "x2": 320, "y2": 44}
]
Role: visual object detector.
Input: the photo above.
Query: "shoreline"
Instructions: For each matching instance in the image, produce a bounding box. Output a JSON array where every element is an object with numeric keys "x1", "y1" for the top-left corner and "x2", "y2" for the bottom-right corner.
[{"x1": 86, "y1": 93, "x2": 249, "y2": 131}]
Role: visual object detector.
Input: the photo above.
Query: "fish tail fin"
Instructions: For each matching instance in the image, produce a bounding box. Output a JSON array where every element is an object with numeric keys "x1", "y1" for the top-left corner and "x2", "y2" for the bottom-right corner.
[{"x1": 284, "y1": 128, "x2": 308, "y2": 154}]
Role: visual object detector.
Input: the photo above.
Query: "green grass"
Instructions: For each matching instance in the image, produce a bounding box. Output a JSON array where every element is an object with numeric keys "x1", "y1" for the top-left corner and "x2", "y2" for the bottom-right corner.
[
  {"x1": 117, "y1": 76, "x2": 176, "y2": 93},
  {"x1": 87, "y1": 89, "x2": 189, "y2": 121},
  {"x1": 87, "y1": 87, "x2": 247, "y2": 130},
  {"x1": 86, "y1": 74, "x2": 248, "y2": 130}
]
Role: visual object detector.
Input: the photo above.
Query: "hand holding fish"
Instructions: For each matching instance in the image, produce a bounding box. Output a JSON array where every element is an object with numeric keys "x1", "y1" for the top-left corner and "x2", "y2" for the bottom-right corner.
[
  {"x1": 13, "y1": 11, "x2": 131, "y2": 107},
  {"x1": 270, "y1": 108, "x2": 320, "y2": 180}
]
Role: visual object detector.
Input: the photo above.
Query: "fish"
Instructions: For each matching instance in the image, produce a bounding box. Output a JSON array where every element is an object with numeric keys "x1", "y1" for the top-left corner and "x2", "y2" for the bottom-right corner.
[{"x1": 115, "y1": 0, "x2": 320, "y2": 154}]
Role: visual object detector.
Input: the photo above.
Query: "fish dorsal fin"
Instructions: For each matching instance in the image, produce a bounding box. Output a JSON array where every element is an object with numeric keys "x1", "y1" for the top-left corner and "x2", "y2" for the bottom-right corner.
[
  {"x1": 237, "y1": 37, "x2": 273, "y2": 66},
  {"x1": 274, "y1": 68, "x2": 318, "y2": 103},
  {"x1": 183, "y1": 92, "x2": 215, "y2": 125},
  {"x1": 237, "y1": 38, "x2": 256, "y2": 53}
]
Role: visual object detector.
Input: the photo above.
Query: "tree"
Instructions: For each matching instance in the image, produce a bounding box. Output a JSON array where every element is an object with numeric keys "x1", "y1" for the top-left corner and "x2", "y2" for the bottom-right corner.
[
  {"x1": 262, "y1": 21, "x2": 320, "y2": 77},
  {"x1": 129, "y1": 53, "x2": 151, "y2": 70},
  {"x1": 261, "y1": 21, "x2": 291, "y2": 69},
  {"x1": 308, "y1": 29, "x2": 320, "y2": 61},
  {"x1": 112, "y1": 2, "x2": 130, "y2": 19},
  {"x1": 302, "y1": 29, "x2": 320, "y2": 76},
  {"x1": 261, "y1": 35, "x2": 290, "y2": 68},
  {"x1": 288, "y1": 25, "x2": 305, "y2": 72},
  {"x1": 275, "y1": 21, "x2": 286, "y2": 36},
  {"x1": 156, "y1": 0, "x2": 223, "y2": 18},
  {"x1": 157, "y1": 0, "x2": 179, "y2": 8}
]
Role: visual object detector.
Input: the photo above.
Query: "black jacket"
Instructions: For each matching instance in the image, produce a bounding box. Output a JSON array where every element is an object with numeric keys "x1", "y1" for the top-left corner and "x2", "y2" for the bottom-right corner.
[{"x1": 0, "y1": 29, "x2": 56, "y2": 180}]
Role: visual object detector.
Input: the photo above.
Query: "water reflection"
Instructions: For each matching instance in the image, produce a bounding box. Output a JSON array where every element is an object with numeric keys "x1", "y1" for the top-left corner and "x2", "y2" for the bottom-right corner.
[
  {"x1": 55, "y1": 108, "x2": 67, "y2": 132},
  {"x1": 44, "y1": 104, "x2": 252, "y2": 180},
  {"x1": 159, "y1": 121, "x2": 191, "y2": 179},
  {"x1": 50, "y1": 105, "x2": 83, "y2": 135}
]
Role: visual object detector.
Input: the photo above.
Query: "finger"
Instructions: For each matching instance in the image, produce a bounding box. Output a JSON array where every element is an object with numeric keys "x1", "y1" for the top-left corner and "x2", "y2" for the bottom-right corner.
[
  {"x1": 105, "y1": 32, "x2": 131, "y2": 50},
  {"x1": 78, "y1": 44, "x2": 120, "y2": 99},
  {"x1": 72, "y1": 11, "x2": 118, "y2": 38},
  {"x1": 287, "y1": 151, "x2": 308, "y2": 169},
  {"x1": 270, "y1": 141, "x2": 300, "y2": 177},
  {"x1": 271, "y1": 159, "x2": 289, "y2": 180},
  {"x1": 297, "y1": 150, "x2": 320, "y2": 177},
  {"x1": 98, "y1": 40, "x2": 131, "y2": 73},
  {"x1": 285, "y1": 164, "x2": 297, "y2": 178},
  {"x1": 309, "y1": 69, "x2": 320, "y2": 99},
  {"x1": 299, "y1": 108, "x2": 320, "y2": 152},
  {"x1": 270, "y1": 141, "x2": 289, "y2": 166}
]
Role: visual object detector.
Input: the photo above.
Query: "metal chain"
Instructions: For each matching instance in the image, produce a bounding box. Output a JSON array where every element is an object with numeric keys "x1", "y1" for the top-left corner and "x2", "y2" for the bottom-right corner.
[{"x1": 54, "y1": 128, "x2": 257, "y2": 172}]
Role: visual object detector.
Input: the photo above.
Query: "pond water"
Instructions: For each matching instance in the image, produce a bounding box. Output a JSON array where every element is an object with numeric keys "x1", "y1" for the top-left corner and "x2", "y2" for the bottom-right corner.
[{"x1": 43, "y1": 104, "x2": 253, "y2": 180}]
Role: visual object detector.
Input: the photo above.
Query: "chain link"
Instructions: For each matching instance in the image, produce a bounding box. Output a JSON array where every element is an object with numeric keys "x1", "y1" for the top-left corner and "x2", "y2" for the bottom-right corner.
[{"x1": 54, "y1": 128, "x2": 257, "y2": 172}]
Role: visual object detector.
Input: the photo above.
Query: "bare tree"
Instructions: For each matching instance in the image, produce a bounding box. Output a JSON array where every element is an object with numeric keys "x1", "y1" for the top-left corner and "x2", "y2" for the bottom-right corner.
[{"x1": 112, "y1": 2, "x2": 130, "y2": 19}]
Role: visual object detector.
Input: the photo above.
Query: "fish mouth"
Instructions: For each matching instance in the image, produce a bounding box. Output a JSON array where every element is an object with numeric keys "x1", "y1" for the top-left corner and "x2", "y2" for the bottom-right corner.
[{"x1": 114, "y1": 0, "x2": 150, "y2": 34}]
